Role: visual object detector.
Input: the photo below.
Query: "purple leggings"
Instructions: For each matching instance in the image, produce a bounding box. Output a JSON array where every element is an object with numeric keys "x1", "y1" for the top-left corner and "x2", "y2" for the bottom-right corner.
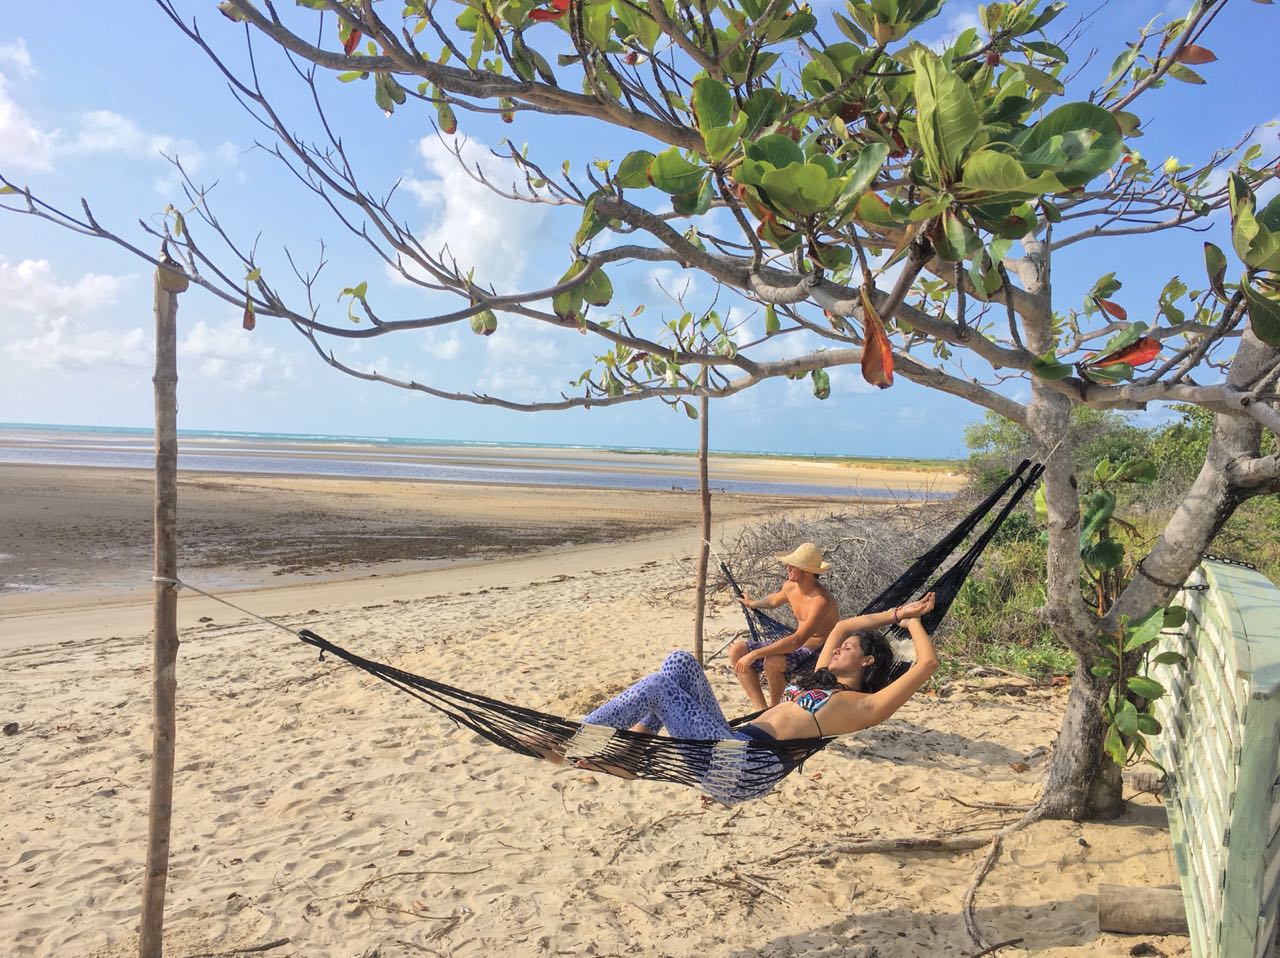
[{"x1": 583, "y1": 651, "x2": 745, "y2": 740}]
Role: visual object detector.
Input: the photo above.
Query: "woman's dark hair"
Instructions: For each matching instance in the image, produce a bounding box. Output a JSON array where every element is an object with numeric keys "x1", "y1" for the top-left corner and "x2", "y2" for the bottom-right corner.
[{"x1": 792, "y1": 630, "x2": 897, "y2": 693}]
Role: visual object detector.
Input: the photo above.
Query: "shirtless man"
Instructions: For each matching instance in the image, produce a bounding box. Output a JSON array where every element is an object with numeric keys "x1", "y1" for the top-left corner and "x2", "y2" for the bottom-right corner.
[{"x1": 728, "y1": 542, "x2": 840, "y2": 710}]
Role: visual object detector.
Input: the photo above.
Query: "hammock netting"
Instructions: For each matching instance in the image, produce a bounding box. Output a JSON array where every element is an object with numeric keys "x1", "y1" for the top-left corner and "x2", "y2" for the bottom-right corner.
[{"x1": 296, "y1": 460, "x2": 1042, "y2": 803}]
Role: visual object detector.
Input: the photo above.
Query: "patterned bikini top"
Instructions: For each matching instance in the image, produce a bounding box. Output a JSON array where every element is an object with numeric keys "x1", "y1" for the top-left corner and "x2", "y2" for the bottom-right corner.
[{"x1": 781, "y1": 684, "x2": 839, "y2": 715}]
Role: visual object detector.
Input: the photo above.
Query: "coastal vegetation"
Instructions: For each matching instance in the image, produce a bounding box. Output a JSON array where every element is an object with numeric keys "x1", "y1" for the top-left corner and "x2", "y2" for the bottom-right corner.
[{"x1": 4, "y1": 0, "x2": 1278, "y2": 833}]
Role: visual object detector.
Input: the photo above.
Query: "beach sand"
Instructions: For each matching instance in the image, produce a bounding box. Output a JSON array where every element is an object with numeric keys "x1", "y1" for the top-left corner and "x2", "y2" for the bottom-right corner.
[{"x1": 0, "y1": 465, "x2": 1189, "y2": 957}]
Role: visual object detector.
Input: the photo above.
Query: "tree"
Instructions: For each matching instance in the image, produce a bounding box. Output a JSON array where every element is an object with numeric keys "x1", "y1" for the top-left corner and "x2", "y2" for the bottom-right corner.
[{"x1": 4, "y1": 0, "x2": 1279, "y2": 826}]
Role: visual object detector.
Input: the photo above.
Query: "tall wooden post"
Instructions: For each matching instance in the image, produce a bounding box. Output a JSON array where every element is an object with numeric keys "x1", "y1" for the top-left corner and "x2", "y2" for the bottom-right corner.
[
  {"x1": 693, "y1": 394, "x2": 711, "y2": 663},
  {"x1": 139, "y1": 255, "x2": 185, "y2": 958}
]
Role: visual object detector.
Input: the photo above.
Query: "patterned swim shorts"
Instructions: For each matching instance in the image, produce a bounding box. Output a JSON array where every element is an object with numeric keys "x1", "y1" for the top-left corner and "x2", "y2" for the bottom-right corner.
[{"x1": 745, "y1": 637, "x2": 818, "y2": 676}]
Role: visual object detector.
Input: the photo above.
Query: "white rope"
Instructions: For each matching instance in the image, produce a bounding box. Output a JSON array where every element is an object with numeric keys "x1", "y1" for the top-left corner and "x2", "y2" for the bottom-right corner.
[{"x1": 151, "y1": 575, "x2": 301, "y2": 637}]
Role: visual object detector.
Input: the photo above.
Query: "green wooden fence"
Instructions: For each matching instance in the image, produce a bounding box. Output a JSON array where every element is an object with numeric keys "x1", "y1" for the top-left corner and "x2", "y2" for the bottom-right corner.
[{"x1": 1149, "y1": 558, "x2": 1280, "y2": 958}]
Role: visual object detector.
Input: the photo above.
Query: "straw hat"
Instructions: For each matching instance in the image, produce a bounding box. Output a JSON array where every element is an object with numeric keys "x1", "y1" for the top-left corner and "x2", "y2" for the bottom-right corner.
[{"x1": 774, "y1": 542, "x2": 830, "y2": 574}]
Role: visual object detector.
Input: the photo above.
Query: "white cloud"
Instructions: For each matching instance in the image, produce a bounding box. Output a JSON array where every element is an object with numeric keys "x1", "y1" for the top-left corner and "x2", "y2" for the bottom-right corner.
[
  {"x1": 179, "y1": 318, "x2": 299, "y2": 390},
  {"x1": 421, "y1": 330, "x2": 462, "y2": 362},
  {"x1": 0, "y1": 73, "x2": 54, "y2": 173},
  {"x1": 403, "y1": 136, "x2": 547, "y2": 287},
  {"x1": 67, "y1": 109, "x2": 203, "y2": 170},
  {"x1": 0, "y1": 40, "x2": 36, "y2": 78},
  {"x1": 0, "y1": 257, "x2": 144, "y2": 370},
  {"x1": 6, "y1": 316, "x2": 148, "y2": 371},
  {"x1": 0, "y1": 256, "x2": 133, "y2": 317}
]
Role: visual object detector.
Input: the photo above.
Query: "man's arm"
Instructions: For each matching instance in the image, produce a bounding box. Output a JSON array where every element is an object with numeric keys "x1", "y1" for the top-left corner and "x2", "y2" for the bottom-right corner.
[
  {"x1": 733, "y1": 594, "x2": 834, "y2": 674},
  {"x1": 740, "y1": 586, "x2": 787, "y2": 610}
]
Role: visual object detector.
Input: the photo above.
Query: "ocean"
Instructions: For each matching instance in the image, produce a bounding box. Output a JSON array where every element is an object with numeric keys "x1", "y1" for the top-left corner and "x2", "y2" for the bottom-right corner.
[{"x1": 0, "y1": 422, "x2": 949, "y2": 500}]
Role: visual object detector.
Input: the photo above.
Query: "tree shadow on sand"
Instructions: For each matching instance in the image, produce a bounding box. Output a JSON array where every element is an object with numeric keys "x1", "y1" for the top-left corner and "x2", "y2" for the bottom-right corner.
[
  {"x1": 823, "y1": 718, "x2": 1029, "y2": 773},
  {"x1": 722, "y1": 894, "x2": 1104, "y2": 957}
]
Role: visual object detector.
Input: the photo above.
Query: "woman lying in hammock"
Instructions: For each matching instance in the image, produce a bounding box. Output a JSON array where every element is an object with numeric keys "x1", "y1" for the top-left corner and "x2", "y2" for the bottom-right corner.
[{"x1": 528, "y1": 592, "x2": 937, "y2": 802}]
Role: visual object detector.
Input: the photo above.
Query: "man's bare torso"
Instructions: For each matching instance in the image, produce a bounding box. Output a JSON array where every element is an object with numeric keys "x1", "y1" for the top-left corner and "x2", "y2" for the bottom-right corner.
[{"x1": 781, "y1": 580, "x2": 840, "y2": 648}]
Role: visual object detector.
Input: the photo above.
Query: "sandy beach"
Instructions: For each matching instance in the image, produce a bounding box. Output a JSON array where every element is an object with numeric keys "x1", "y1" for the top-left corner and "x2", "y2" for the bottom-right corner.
[{"x1": 0, "y1": 461, "x2": 1190, "y2": 957}]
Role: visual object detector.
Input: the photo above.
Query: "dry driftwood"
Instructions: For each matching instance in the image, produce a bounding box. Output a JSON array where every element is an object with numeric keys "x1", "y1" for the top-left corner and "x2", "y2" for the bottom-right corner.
[{"x1": 1097, "y1": 884, "x2": 1189, "y2": 934}]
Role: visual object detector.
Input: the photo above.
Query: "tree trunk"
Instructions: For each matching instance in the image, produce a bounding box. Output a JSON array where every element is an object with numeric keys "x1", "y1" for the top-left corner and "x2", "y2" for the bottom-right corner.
[
  {"x1": 1027, "y1": 376, "x2": 1126, "y2": 820},
  {"x1": 139, "y1": 263, "x2": 182, "y2": 958},
  {"x1": 693, "y1": 394, "x2": 711, "y2": 663},
  {"x1": 1037, "y1": 663, "x2": 1124, "y2": 819}
]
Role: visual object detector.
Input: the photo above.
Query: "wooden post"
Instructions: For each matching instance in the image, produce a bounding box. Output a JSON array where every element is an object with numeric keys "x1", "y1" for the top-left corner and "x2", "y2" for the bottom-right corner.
[
  {"x1": 693, "y1": 394, "x2": 711, "y2": 664},
  {"x1": 139, "y1": 255, "x2": 185, "y2": 958},
  {"x1": 1097, "y1": 884, "x2": 1189, "y2": 935}
]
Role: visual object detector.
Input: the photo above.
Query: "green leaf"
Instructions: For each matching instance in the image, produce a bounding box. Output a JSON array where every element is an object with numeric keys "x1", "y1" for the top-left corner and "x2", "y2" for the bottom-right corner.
[
  {"x1": 671, "y1": 174, "x2": 714, "y2": 216},
  {"x1": 1123, "y1": 604, "x2": 1168, "y2": 653},
  {"x1": 1244, "y1": 276, "x2": 1280, "y2": 346},
  {"x1": 1151, "y1": 651, "x2": 1184, "y2": 666},
  {"x1": 935, "y1": 209, "x2": 980, "y2": 261},
  {"x1": 1110, "y1": 458, "x2": 1157, "y2": 484},
  {"x1": 811, "y1": 367, "x2": 831, "y2": 400},
  {"x1": 575, "y1": 195, "x2": 607, "y2": 246},
  {"x1": 760, "y1": 163, "x2": 841, "y2": 217},
  {"x1": 682, "y1": 400, "x2": 698, "y2": 420},
  {"x1": 703, "y1": 126, "x2": 741, "y2": 162},
  {"x1": 834, "y1": 143, "x2": 890, "y2": 214},
  {"x1": 692, "y1": 76, "x2": 733, "y2": 134},
  {"x1": 765, "y1": 304, "x2": 780, "y2": 335},
  {"x1": 648, "y1": 147, "x2": 705, "y2": 195},
  {"x1": 581, "y1": 266, "x2": 613, "y2": 307},
  {"x1": 960, "y1": 150, "x2": 1064, "y2": 201},
  {"x1": 1114, "y1": 699, "x2": 1139, "y2": 737},
  {"x1": 1136, "y1": 713, "x2": 1163, "y2": 736},
  {"x1": 1079, "y1": 489, "x2": 1116, "y2": 547},
  {"x1": 1103, "y1": 725, "x2": 1127, "y2": 765},
  {"x1": 911, "y1": 50, "x2": 979, "y2": 182},
  {"x1": 1127, "y1": 676, "x2": 1166, "y2": 700},
  {"x1": 552, "y1": 260, "x2": 586, "y2": 321},
  {"x1": 741, "y1": 90, "x2": 783, "y2": 138},
  {"x1": 469, "y1": 308, "x2": 498, "y2": 336},
  {"x1": 746, "y1": 133, "x2": 804, "y2": 170},
  {"x1": 1015, "y1": 61, "x2": 1064, "y2": 96},
  {"x1": 1084, "y1": 538, "x2": 1125, "y2": 571},
  {"x1": 1017, "y1": 103, "x2": 1123, "y2": 189},
  {"x1": 1165, "y1": 62, "x2": 1205, "y2": 85},
  {"x1": 1091, "y1": 662, "x2": 1117, "y2": 678},
  {"x1": 1032, "y1": 349, "x2": 1074, "y2": 380},
  {"x1": 616, "y1": 150, "x2": 655, "y2": 188},
  {"x1": 1163, "y1": 606, "x2": 1187, "y2": 629}
]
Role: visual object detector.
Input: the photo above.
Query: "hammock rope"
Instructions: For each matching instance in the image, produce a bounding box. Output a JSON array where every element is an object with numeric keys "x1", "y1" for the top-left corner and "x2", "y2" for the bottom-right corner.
[{"x1": 287, "y1": 461, "x2": 1043, "y2": 802}]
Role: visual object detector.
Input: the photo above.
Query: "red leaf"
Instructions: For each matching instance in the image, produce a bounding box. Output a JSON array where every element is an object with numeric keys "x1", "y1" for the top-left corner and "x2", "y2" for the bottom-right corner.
[
  {"x1": 342, "y1": 28, "x2": 362, "y2": 56},
  {"x1": 553, "y1": 0, "x2": 571, "y2": 10},
  {"x1": 1094, "y1": 298, "x2": 1128, "y2": 321},
  {"x1": 528, "y1": 7, "x2": 565, "y2": 21},
  {"x1": 1092, "y1": 336, "x2": 1160, "y2": 368},
  {"x1": 859, "y1": 290, "x2": 894, "y2": 389},
  {"x1": 1175, "y1": 44, "x2": 1217, "y2": 65},
  {"x1": 242, "y1": 304, "x2": 256, "y2": 332}
]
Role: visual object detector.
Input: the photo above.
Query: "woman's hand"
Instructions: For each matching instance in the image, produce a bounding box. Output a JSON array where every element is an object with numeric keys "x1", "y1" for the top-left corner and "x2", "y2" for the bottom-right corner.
[{"x1": 898, "y1": 592, "x2": 936, "y2": 621}]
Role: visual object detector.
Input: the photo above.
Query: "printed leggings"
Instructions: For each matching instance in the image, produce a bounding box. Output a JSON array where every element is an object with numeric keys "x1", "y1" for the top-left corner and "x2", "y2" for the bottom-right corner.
[
  {"x1": 581, "y1": 651, "x2": 784, "y2": 805},
  {"x1": 583, "y1": 650, "x2": 740, "y2": 738}
]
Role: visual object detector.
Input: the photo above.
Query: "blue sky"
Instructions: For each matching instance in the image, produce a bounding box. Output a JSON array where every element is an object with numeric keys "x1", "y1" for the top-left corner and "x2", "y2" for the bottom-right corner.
[{"x1": 1, "y1": 1, "x2": 1275, "y2": 456}]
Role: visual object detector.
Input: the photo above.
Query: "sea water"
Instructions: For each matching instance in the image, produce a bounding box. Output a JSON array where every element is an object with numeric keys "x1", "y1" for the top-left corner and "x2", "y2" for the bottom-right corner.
[{"x1": 0, "y1": 422, "x2": 948, "y2": 500}]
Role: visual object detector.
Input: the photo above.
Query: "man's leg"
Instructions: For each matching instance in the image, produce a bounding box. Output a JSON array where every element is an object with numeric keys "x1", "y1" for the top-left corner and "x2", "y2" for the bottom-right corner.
[
  {"x1": 728, "y1": 639, "x2": 767, "y2": 711},
  {"x1": 762, "y1": 654, "x2": 789, "y2": 707}
]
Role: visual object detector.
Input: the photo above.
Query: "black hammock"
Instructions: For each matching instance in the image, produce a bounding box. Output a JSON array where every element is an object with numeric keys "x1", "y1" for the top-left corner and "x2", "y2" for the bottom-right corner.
[{"x1": 296, "y1": 461, "x2": 1042, "y2": 804}]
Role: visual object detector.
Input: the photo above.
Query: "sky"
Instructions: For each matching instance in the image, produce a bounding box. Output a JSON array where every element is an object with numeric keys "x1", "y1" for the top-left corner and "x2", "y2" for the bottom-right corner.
[{"x1": 0, "y1": 0, "x2": 1276, "y2": 457}]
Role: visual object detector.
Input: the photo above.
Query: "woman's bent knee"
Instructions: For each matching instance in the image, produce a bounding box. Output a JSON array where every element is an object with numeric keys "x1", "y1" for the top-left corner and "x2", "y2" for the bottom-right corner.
[{"x1": 663, "y1": 650, "x2": 699, "y2": 670}]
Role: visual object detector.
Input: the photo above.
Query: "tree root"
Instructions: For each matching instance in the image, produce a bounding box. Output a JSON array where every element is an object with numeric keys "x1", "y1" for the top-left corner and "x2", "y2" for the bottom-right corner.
[{"x1": 962, "y1": 807, "x2": 1044, "y2": 949}]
